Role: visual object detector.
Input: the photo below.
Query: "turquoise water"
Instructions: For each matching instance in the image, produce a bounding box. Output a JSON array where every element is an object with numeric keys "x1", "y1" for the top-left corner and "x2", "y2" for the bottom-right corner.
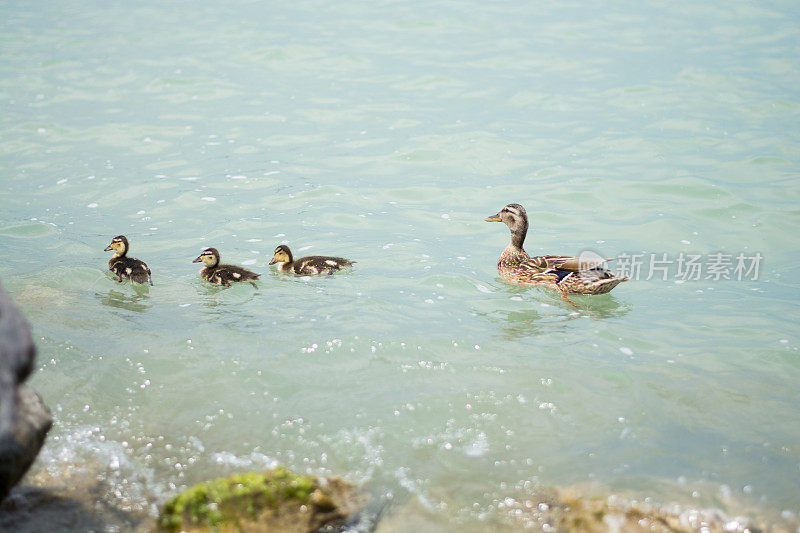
[{"x1": 2, "y1": 0, "x2": 799, "y2": 529}]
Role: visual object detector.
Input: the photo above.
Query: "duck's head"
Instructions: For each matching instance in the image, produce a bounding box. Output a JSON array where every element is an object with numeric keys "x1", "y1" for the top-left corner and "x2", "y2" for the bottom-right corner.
[
  {"x1": 485, "y1": 203, "x2": 528, "y2": 228},
  {"x1": 104, "y1": 235, "x2": 129, "y2": 255},
  {"x1": 193, "y1": 247, "x2": 220, "y2": 267},
  {"x1": 486, "y1": 203, "x2": 529, "y2": 246},
  {"x1": 269, "y1": 245, "x2": 293, "y2": 266}
]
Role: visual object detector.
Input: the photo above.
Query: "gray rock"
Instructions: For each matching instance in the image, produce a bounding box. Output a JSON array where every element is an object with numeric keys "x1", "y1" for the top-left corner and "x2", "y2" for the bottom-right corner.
[{"x1": 0, "y1": 282, "x2": 52, "y2": 503}]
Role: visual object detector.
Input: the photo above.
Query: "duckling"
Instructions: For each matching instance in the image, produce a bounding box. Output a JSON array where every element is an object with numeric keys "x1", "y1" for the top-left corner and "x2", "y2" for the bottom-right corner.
[
  {"x1": 104, "y1": 235, "x2": 153, "y2": 285},
  {"x1": 193, "y1": 247, "x2": 260, "y2": 287},
  {"x1": 485, "y1": 203, "x2": 627, "y2": 295},
  {"x1": 269, "y1": 244, "x2": 354, "y2": 275}
]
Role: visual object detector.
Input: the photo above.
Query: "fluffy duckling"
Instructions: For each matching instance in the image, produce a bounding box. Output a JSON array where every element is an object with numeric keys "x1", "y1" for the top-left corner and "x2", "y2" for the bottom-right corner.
[
  {"x1": 104, "y1": 235, "x2": 153, "y2": 285},
  {"x1": 193, "y1": 247, "x2": 260, "y2": 287},
  {"x1": 269, "y1": 244, "x2": 354, "y2": 275},
  {"x1": 486, "y1": 203, "x2": 627, "y2": 295}
]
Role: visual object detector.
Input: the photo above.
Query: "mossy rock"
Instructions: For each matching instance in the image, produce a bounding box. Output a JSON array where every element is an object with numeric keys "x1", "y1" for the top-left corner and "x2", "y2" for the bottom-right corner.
[{"x1": 159, "y1": 467, "x2": 362, "y2": 532}]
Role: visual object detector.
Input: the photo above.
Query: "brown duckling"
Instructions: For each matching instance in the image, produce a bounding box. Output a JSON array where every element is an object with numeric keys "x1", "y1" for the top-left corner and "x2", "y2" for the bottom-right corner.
[
  {"x1": 486, "y1": 203, "x2": 627, "y2": 295},
  {"x1": 104, "y1": 235, "x2": 153, "y2": 285},
  {"x1": 193, "y1": 247, "x2": 260, "y2": 287},
  {"x1": 269, "y1": 244, "x2": 354, "y2": 275}
]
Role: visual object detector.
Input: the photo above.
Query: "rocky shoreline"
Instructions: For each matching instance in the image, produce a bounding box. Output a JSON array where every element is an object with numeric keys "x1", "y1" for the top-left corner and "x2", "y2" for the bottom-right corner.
[
  {"x1": 0, "y1": 283, "x2": 52, "y2": 504},
  {"x1": 1, "y1": 285, "x2": 798, "y2": 532},
  {"x1": 3, "y1": 459, "x2": 798, "y2": 533}
]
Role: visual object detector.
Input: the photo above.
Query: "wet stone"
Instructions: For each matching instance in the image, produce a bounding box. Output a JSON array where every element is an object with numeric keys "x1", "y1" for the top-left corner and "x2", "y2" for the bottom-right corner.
[
  {"x1": 158, "y1": 466, "x2": 366, "y2": 533},
  {"x1": 0, "y1": 282, "x2": 52, "y2": 504}
]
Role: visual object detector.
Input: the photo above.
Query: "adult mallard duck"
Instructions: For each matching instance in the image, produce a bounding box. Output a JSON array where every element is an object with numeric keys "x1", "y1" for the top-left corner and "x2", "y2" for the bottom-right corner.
[
  {"x1": 104, "y1": 235, "x2": 153, "y2": 285},
  {"x1": 269, "y1": 244, "x2": 354, "y2": 275},
  {"x1": 485, "y1": 203, "x2": 627, "y2": 295},
  {"x1": 193, "y1": 247, "x2": 260, "y2": 287}
]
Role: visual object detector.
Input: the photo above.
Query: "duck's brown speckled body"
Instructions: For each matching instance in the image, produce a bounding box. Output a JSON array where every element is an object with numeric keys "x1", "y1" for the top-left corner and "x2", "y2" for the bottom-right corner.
[
  {"x1": 193, "y1": 247, "x2": 259, "y2": 287},
  {"x1": 269, "y1": 244, "x2": 354, "y2": 275},
  {"x1": 486, "y1": 203, "x2": 627, "y2": 295},
  {"x1": 104, "y1": 235, "x2": 153, "y2": 285}
]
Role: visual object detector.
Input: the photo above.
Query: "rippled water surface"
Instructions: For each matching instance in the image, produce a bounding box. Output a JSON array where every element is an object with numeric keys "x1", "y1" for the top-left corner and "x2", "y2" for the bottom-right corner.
[{"x1": 2, "y1": 0, "x2": 799, "y2": 529}]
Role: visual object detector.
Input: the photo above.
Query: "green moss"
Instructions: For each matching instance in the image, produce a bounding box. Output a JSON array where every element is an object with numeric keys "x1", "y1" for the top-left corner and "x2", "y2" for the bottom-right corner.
[{"x1": 159, "y1": 467, "x2": 320, "y2": 531}]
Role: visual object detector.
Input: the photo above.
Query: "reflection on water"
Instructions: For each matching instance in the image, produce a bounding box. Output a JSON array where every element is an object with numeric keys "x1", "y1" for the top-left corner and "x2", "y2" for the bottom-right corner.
[
  {"x1": 195, "y1": 283, "x2": 228, "y2": 298},
  {"x1": 96, "y1": 288, "x2": 151, "y2": 313},
  {"x1": 193, "y1": 283, "x2": 262, "y2": 329},
  {"x1": 483, "y1": 285, "x2": 631, "y2": 340},
  {"x1": 563, "y1": 294, "x2": 631, "y2": 320}
]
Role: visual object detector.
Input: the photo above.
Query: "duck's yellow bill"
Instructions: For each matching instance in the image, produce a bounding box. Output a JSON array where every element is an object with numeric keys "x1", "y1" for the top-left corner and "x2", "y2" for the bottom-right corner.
[{"x1": 485, "y1": 214, "x2": 501, "y2": 222}]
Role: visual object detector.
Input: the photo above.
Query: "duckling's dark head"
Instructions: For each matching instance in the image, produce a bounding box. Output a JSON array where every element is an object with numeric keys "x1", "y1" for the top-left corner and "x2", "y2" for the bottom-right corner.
[
  {"x1": 269, "y1": 244, "x2": 293, "y2": 265},
  {"x1": 193, "y1": 247, "x2": 220, "y2": 267},
  {"x1": 104, "y1": 235, "x2": 129, "y2": 255},
  {"x1": 486, "y1": 203, "x2": 529, "y2": 247}
]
